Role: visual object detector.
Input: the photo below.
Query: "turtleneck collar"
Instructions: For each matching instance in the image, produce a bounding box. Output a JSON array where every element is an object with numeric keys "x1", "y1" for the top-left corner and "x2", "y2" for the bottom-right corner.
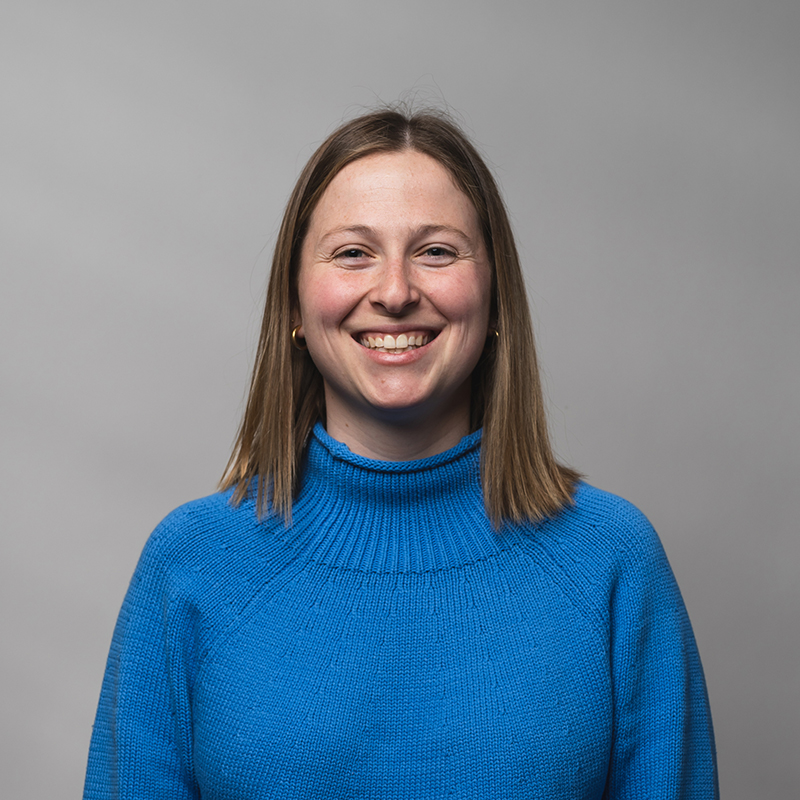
[{"x1": 274, "y1": 422, "x2": 515, "y2": 574}]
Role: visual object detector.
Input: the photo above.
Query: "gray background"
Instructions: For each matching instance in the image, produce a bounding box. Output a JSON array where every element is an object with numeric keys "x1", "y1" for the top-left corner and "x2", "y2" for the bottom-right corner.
[{"x1": 2, "y1": 1, "x2": 798, "y2": 797}]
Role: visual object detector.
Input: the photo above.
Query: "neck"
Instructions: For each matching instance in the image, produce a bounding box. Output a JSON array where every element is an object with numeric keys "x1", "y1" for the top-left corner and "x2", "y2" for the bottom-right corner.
[
  {"x1": 324, "y1": 398, "x2": 471, "y2": 462},
  {"x1": 281, "y1": 422, "x2": 496, "y2": 573}
]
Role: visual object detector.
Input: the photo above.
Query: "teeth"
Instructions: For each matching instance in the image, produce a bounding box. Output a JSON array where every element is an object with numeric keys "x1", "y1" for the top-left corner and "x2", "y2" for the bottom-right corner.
[{"x1": 358, "y1": 333, "x2": 430, "y2": 352}]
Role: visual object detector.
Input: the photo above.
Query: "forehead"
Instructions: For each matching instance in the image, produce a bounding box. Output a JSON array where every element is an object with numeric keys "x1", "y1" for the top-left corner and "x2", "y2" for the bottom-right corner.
[
  {"x1": 308, "y1": 150, "x2": 479, "y2": 231},
  {"x1": 329, "y1": 149, "x2": 459, "y2": 191}
]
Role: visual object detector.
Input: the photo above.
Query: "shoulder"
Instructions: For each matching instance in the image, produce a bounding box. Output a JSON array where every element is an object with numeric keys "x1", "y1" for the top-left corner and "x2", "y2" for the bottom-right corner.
[
  {"x1": 131, "y1": 491, "x2": 263, "y2": 586},
  {"x1": 120, "y1": 490, "x2": 289, "y2": 648},
  {"x1": 541, "y1": 481, "x2": 662, "y2": 562},
  {"x1": 143, "y1": 491, "x2": 240, "y2": 550},
  {"x1": 514, "y1": 483, "x2": 676, "y2": 633}
]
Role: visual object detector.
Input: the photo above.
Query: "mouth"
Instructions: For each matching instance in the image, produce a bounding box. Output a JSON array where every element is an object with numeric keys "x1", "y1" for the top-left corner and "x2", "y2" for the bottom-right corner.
[{"x1": 356, "y1": 330, "x2": 438, "y2": 354}]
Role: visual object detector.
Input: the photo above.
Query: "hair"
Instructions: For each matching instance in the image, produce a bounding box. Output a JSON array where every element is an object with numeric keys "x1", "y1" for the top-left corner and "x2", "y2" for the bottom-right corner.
[{"x1": 220, "y1": 107, "x2": 579, "y2": 526}]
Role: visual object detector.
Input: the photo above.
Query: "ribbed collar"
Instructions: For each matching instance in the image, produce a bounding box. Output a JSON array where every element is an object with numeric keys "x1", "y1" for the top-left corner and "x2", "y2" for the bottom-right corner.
[{"x1": 276, "y1": 422, "x2": 511, "y2": 574}]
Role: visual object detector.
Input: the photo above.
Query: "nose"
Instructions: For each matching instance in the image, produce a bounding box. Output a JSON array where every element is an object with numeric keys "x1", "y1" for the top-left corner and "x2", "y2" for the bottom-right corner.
[{"x1": 369, "y1": 258, "x2": 420, "y2": 314}]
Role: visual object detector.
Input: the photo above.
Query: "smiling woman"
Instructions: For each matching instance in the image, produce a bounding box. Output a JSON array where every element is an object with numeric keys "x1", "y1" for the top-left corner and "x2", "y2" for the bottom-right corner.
[
  {"x1": 221, "y1": 110, "x2": 579, "y2": 526},
  {"x1": 84, "y1": 109, "x2": 719, "y2": 799},
  {"x1": 295, "y1": 150, "x2": 492, "y2": 459}
]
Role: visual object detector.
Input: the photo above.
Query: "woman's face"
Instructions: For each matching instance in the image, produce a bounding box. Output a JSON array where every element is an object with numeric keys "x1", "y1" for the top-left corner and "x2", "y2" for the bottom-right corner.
[{"x1": 296, "y1": 149, "x2": 492, "y2": 447}]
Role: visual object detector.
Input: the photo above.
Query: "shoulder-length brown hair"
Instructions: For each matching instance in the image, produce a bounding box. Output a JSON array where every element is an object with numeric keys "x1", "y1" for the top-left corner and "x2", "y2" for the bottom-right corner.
[{"x1": 221, "y1": 108, "x2": 579, "y2": 526}]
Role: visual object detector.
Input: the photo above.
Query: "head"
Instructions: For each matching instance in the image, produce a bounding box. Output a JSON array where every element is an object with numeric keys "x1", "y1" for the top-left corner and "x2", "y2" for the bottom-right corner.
[
  {"x1": 293, "y1": 148, "x2": 493, "y2": 454},
  {"x1": 223, "y1": 108, "x2": 578, "y2": 524}
]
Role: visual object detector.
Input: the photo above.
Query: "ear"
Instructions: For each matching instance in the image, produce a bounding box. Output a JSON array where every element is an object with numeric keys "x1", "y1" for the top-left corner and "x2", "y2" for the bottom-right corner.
[{"x1": 290, "y1": 300, "x2": 303, "y2": 335}]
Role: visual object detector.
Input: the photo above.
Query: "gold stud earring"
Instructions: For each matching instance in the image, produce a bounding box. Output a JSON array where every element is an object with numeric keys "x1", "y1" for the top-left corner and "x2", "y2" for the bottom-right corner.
[
  {"x1": 484, "y1": 328, "x2": 499, "y2": 351},
  {"x1": 291, "y1": 325, "x2": 307, "y2": 351}
]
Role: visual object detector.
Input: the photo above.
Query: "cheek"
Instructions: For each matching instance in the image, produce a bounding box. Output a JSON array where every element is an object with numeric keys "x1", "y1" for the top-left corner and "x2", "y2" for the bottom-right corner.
[
  {"x1": 297, "y1": 274, "x2": 334, "y2": 325},
  {"x1": 298, "y1": 273, "x2": 361, "y2": 337},
  {"x1": 437, "y1": 275, "x2": 492, "y2": 324}
]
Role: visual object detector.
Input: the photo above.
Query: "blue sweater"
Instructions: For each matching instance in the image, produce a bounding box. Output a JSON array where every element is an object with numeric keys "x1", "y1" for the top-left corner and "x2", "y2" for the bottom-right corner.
[{"x1": 85, "y1": 424, "x2": 718, "y2": 798}]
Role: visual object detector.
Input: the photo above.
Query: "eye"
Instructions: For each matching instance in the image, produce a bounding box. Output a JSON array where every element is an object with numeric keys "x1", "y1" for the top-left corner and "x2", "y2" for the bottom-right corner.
[
  {"x1": 333, "y1": 247, "x2": 372, "y2": 266},
  {"x1": 418, "y1": 245, "x2": 457, "y2": 265}
]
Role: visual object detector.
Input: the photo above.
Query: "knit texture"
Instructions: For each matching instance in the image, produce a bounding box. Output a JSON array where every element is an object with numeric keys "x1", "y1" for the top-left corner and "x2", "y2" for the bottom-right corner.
[{"x1": 84, "y1": 423, "x2": 718, "y2": 799}]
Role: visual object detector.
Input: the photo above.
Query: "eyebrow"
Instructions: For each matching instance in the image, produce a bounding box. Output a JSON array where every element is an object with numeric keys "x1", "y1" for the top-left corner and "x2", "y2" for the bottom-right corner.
[{"x1": 318, "y1": 224, "x2": 476, "y2": 248}]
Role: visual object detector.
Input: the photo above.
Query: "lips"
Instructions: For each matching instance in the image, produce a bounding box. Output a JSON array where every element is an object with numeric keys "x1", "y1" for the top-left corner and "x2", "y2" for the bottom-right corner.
[{"x1": 356, "y1": 330, "x2": 437, "y2": 354}]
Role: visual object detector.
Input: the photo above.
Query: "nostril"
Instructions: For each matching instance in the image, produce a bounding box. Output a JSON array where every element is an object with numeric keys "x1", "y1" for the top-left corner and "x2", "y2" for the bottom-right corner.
[{"x1": 370, "y1": 268, "x2": 420, "y2": 311}]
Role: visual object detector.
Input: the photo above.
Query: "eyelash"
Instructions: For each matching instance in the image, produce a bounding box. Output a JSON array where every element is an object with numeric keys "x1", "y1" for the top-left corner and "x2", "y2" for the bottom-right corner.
[
  {"x1": 333, "y1": 246, "x2": 457, "y2": 261},
  {"x1": 422, "y1": 246, "x2": 455, "y2": 258},
  {"x1": 336, "y1": 248, "x2": 368, "y2": 260}
]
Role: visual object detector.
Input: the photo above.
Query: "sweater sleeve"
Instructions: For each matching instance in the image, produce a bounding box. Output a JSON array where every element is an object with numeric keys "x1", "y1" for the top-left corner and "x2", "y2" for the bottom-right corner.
[
  {"x1": 603, "y1": 510, "x2": 719, "y2": 799},
  {"x1": 83, "y1": 517, "x2": 199, "y2": 800}
]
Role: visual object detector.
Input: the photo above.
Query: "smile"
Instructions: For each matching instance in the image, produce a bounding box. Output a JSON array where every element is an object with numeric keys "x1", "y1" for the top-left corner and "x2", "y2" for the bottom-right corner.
[{"x1": 358, "y1": 332, "x2": 433, "y2": 354}]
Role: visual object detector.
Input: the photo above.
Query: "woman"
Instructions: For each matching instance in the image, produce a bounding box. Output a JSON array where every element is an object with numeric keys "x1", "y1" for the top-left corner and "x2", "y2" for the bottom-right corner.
[{"x1": 84, "y1": 109, "x2": 719, "y2": 798}]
